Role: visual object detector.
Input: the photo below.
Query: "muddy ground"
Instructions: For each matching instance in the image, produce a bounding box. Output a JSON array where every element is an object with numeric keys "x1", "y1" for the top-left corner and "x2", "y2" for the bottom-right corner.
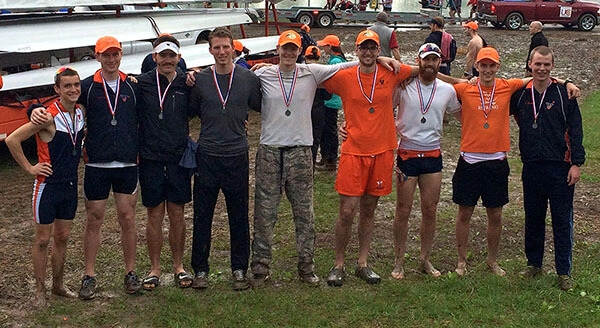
[{"x1": 1, "y1": 23, "x2": 599, "y2": 326}]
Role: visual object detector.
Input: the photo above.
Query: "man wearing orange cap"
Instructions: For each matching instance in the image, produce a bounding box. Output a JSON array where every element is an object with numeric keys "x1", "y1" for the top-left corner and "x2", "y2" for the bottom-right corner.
[
  {"x1": 437, "y1": 46, "x2": 580, "y2": 278},
  {"x1": 321, "y1": 30, "x2": 418, "y2": 286},
  {"x1": 462, "y1": 21, "x2": 487, "y2": 79},
  {"x1": 250, "y1": 30, "x2": 397, "y2": 288},
  {"x1": 77, "y1": 36, "x2": 141, "y2": 299}
]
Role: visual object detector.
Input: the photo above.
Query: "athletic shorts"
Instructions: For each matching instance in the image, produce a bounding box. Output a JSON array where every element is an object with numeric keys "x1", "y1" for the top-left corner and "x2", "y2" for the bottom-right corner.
[
  {"x1": 335, "y1": 150, "x2": 394, "y2": 197},
  {"x1": 452, "y1": 156, "x2": 509, "y2": 208},
  {"x1": 32, "y1": 180, "x2": 77, "y2": 224},
  {"x1": 397, "y1": 155, "x2": 443, "y2": 177},
  {"x1": 84, "y1": 166, "x2": 138, "y2": 201},
  {"x1": 139, "y1": 158, "x2": 192, "y2": 208}
]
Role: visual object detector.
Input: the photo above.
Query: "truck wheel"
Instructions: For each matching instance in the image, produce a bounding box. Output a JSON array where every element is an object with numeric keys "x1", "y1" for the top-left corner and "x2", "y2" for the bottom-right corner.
[
  {"x1": 578, "y1": 13, "x2": 596, "y2": 31},
  {"x1": 504, "y1": 12, "x2": 523, "y2": 30},
  {"x1": 298, "y1": 13, "x2": 314, "y2": 27},
  {"x1": 317, "y1": 13, "x2": 334, "y2": 28}
]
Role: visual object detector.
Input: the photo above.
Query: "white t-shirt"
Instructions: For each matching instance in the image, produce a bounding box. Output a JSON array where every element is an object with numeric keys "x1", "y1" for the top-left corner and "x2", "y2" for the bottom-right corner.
[
  {"x1": 394, "y1": 78, "x2": 461, "y2": 151},
  {"x1": 254, "y1": 62, "x2": 356, "y2": 147}
]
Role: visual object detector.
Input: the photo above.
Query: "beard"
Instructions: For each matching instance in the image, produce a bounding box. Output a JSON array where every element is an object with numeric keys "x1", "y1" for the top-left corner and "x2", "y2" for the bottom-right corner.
[{"x1": 419, "y1": 64, "x2": 438, "y2": 82}]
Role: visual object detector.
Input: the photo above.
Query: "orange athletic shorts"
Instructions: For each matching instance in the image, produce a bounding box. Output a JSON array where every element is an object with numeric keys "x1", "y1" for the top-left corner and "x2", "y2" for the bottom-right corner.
[{"x1": 335, "y1": 150, "x2": 395, "y2": 197}]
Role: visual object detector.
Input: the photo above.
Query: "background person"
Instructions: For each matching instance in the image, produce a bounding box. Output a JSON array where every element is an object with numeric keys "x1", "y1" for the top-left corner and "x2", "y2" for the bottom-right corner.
[
  {"x1": 368, "y1": 11, "x2": 401, "y2": 61},
  {"x1": 233, "y1": 39, "x2": 251, "y2": 69},
  {"x1": 304, "y1": 45, "x2": 334, "y2": 167},
  {"x1": 462, "y1": 21, "x2": 486, "y2": 79},
  {"x1": 424, "y1": 16, "x2": 457, "y2": 75},
  {"x1": 316, "y1": 35, "x2": 348, "y2": 171},
  {"x1": 524, "y1": 21, "x2": 548, "y2": 77}
]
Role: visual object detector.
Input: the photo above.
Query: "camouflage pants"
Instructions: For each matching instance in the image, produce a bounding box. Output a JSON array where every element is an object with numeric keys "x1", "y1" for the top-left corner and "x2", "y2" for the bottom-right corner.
[{"x1": 251, "y1": 144, "x2": 316, "y2": 276}]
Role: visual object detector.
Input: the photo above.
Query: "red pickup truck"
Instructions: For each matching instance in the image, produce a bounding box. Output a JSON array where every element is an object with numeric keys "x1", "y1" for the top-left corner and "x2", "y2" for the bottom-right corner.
[{"x1": 477, "y1": 0, "x2": 600, "y2": 31}]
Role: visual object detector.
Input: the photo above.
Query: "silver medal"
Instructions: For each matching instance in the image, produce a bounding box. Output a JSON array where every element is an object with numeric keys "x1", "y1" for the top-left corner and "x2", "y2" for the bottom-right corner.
[
  {"x1": 111, "y1": 118, "x2": 117, "y2": 126},
  {"x1": 369, "y1": 107, "x2": 375, "y2": 114},
  {"x1": 484, "y1": 122, "x2": 489, "y2": 129},
  {"x1": 158, "y1": 112, "x2": 163, "y2": 120},
  {"x1": 285, "y1": 109, "x2": 291, "y2": 116}
]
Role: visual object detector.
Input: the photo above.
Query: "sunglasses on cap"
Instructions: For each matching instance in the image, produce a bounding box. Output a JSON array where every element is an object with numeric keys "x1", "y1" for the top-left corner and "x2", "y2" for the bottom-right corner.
[{"x1": 54, "y1": 66, "x2": 77, "y2": 82}]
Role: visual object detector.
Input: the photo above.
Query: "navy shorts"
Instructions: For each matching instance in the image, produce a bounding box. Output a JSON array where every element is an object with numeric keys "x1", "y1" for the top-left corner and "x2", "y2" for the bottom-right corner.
[
  {"x1": 84, "y1": 166, "x2": 138, "y2": 201},
  {"x1": 396, "y1": 155, "x2": 443, "y2": 177},
  {"x1": 139, "y1": 158, "x2": 192, "y2": 208},
  {"x1": 32, "y1": 180, "x2": 78, "y2": 224},
  {"x1": 452, "y1": 156, "x2": 509, "y2": 208}
]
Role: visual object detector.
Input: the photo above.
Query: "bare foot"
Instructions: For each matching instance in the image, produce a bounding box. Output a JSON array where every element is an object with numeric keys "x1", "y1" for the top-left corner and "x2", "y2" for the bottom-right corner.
[
  {"x1": 455, "y1": 261, "x2": 467, "y2": 276},
  {"x1": 52, "y1": 286, "x2": 77, "y2": 298},
  {"x1": 419, "y1": 261, "x2": 441, "y2": 278},
  {"x1": 487, "y1": 262, "x2": 506, "y2": 277},
  {"x1": 32, "y1": 293, "x2": 47, "y2": 309},
  {"x1": 391, "y1": 264, "x2": 404, "y2": 280}
]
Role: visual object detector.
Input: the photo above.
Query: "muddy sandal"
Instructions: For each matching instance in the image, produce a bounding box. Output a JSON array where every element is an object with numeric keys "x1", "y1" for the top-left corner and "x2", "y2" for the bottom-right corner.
[
  {"x1": 142, "y1": 275, "x2": 160, "y2": 291},
  {"x1": 175, "y1": 272, "x2": 193, "y2": 289}
]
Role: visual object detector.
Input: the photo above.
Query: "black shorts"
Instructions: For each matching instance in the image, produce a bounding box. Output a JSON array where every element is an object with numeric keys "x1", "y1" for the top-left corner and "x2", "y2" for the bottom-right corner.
[
  {"x1": 452, "y1": 156, "x2": 509, "y2": 208},
  {"x1": 139, "y1": 158, "x2": 192, "y2": 208},
  {"x1": 397, "y1": 155, "x2": 443, "y2": 177},
  {"x1": 84, "y1": 166, "x2": 138, "y2": 201},
  {"x1": 33, "y1": 181, "x2": 78, "y2": 224}
]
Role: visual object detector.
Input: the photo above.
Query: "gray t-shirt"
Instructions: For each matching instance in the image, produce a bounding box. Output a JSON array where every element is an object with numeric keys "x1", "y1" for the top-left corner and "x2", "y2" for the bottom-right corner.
[{"x1": 190, "y1": 65, "x2": 262, "y2": 156}]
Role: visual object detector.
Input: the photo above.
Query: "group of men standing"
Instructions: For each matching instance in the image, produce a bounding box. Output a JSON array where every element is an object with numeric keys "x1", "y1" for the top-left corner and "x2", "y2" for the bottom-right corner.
[{"x1": 5, "y1": 19, "x2": 585, "y2": 308}]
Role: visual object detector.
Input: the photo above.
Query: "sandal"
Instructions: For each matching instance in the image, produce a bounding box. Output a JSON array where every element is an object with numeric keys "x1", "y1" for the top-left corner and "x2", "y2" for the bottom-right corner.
[
  {"x1": 142, "y1": 275, "x2": 160, "y2": 291},
  {"x1": 175, "y1": 271, "x2": 193, "y2": 289}
]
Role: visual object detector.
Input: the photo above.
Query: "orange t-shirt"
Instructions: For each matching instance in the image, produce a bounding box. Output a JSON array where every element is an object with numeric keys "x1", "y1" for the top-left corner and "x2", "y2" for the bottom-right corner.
[
  {"x1": 454, "y1": 78, "x2": 524, "y2": 153},
  {"x1": 323, "y1": 63, "x2": 412, "y2": 156}
]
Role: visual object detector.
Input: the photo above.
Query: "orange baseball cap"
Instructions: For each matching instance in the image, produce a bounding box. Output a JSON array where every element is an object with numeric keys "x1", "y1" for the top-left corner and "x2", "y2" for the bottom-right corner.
[
  {"x1": 355, "y1": 30, "x2": 380, "y2": 46},
  {"x1": 301, "y1": 24, "x2": 311, "y2": 33},
  {"x1": 95, "y1": 36, "x2": 122, "y2": 53},
  {"x1": 278, "y1": 30, "x2": 302, "y2": 48},
  {"x1": 476, "y1": 47, "x2": 500, "y2": 64},
  {"x1": 233, "y1": 40, "x2": 244, "y2": 52},
  {"x1": 462, "y1": 21, "x2": 479, "y2": 31},
  {"x1": 317, "y1": 35, "x2": 341, "y2": 47},
  {"x1": 305, "y1": 45, "x2": 321, "y2": 58}
]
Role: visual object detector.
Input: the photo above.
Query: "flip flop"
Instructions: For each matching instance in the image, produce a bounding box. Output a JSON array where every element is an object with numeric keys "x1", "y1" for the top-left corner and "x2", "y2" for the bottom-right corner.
[
  {"x1": 142, "y1": 275, "x2": 160, "y2": 291},
  {"x1": 175, "y1": 271, "x2": 193, "y2": 289}
]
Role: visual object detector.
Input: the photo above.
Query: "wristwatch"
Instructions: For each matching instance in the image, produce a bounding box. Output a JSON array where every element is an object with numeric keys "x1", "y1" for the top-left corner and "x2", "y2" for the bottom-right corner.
[{"x1": 564, "y1": 79, "x2": 573, "y2": 87}]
